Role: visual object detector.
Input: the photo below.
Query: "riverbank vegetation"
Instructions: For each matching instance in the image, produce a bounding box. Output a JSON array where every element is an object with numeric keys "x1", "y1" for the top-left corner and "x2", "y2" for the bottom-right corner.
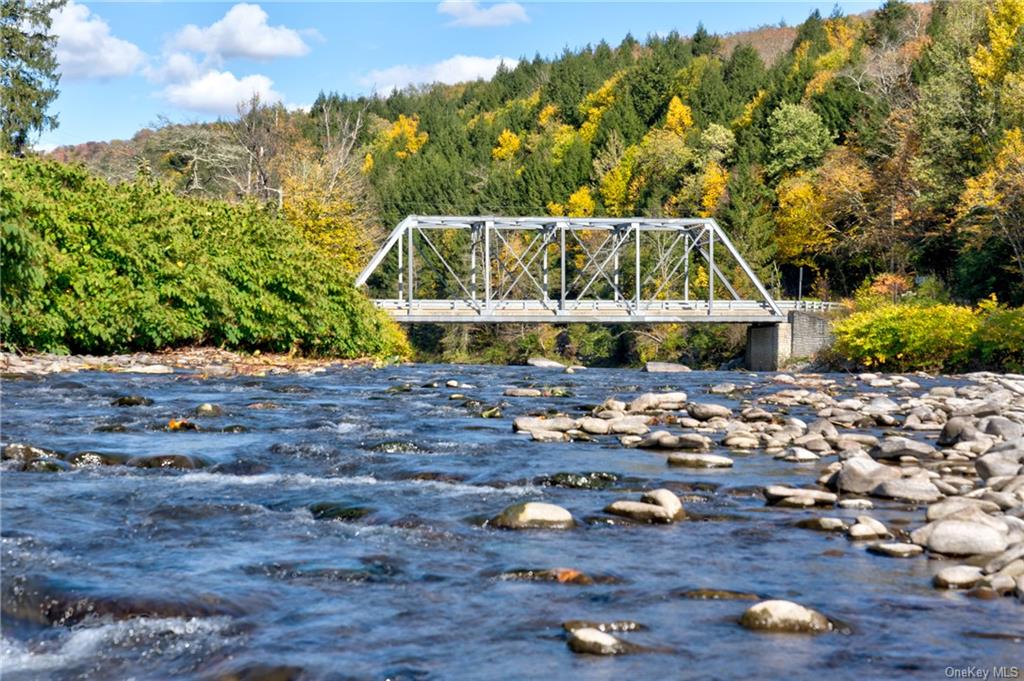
[
  {"x1": 0, "y1": 157, "x2": 408, "y2": 358},
  {"x1": 7, "y1": 0, "x2": 1024, "y2": 368}
]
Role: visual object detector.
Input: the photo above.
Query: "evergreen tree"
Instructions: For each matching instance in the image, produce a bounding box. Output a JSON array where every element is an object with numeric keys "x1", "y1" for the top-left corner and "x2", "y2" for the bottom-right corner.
[{"x1": 1, "y1": 0, "x2": 64, "y2": 155}]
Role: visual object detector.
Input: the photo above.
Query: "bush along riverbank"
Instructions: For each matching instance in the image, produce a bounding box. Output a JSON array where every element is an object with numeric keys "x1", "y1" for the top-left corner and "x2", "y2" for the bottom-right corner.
[
  {"x1": 832, "y1": 295, "x2": 1024, "y2": 374},
  {"x1": 0, "y1": 157, "x2": 409, "y2": 360}
]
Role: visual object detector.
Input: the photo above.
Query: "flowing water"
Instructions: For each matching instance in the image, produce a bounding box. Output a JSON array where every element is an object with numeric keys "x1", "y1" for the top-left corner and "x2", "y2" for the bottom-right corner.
[{"x1": 1, "y1": 365, "x2": 1021, "y2": 680}]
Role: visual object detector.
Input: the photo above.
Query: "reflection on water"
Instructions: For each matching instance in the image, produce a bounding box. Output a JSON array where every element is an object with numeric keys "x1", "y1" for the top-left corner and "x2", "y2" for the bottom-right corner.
[{"x1": 1, "y1": 365, "x2": 1020, "y2": 680}]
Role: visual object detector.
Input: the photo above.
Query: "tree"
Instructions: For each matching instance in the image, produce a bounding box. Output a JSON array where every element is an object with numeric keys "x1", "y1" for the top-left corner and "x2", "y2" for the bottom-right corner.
[
  {"x1": 957, "y1": 127, "x2": 1024, "y2": 287},
  {"x1": 766, "y1": 102, "x2": 833, "y2": 177},
  {"x1": 1, "y1": 0, "x2": 65, "y2": 155}
]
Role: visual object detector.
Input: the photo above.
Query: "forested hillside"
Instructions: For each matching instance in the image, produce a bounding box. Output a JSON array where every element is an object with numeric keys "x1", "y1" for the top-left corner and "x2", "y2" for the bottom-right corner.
[{"x1": 44, "y1": 0, "x2": 1024, "y2": 366}]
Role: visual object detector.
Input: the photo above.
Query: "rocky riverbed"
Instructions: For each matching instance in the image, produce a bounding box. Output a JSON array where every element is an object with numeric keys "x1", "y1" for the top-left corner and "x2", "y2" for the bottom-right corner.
[{"x1": 1, "y1": 363, "x2": 1022, "y2": 679}]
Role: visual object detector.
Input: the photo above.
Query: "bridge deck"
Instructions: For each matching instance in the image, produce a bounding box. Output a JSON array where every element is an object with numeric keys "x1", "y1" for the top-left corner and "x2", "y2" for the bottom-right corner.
[{"x1": 375, "y1": 299, "x2": 833, "y2": 324}]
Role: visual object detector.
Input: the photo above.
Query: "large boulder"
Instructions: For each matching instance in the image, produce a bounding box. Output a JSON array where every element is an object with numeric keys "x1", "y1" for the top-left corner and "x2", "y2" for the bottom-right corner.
[
  {"x1": 566, "y1": 628, "x2": 627, "y2": 655},
  {"x1": 643, "y1": 361, "x2": 691, "y2": 373},
  {"x1": 830, "y1": 457, "x2": 901, "y2": 494},
  {"x1": 869, "y1": 437, "x2": 937, "y2": 461},
  {"x1": 687, "y1": 402, "x2": 732, "y2": 421},
  {"x1": 913, "y1": 519, "x2": 1008, "y2": 556},
  {"x1": 870, "y1": 478, "x2": 943, "y2": 503},
  {"x1": 938, "y1": 417, "x2": 980, "y2": 446},
  {"x1": 976, "y1": 450, "x2": 1024, "y2": 480},
  {"x1": 526, "y1": 357, "x2": 565, "y2": 369},
  {"x1": 739, "y1": 600, "x2": 832, "y2": 634},
  {"x1": 490, "y1": 502, "x2": 575, "y2": 530}
]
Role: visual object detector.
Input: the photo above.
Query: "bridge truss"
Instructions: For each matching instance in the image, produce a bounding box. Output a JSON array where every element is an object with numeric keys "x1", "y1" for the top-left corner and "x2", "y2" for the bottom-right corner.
[{"x1": 355, "y1": 216, "x2": 791, "y2": 324}]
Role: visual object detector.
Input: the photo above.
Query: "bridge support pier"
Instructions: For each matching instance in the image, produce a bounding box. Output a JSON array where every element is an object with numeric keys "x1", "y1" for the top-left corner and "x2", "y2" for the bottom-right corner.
[{"x1": 745, "y1": 311, "x2": 833, "y2": 371}]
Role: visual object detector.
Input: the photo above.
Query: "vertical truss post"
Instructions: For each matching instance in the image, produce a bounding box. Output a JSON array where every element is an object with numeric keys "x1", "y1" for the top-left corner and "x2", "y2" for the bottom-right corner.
[
  {"x1": 613, "y1": 226, "x2": 621, "y2": 302},
  {"x1": 407, "y1": 219, "x2": 415, "y2": 306},
  {"x1": 708, "y1": 225, "x2": 714, "y2": 315},
  {"x1": 398, "y1": 227, "x2": 404, "y2": 303},
  {"x1": 470, "y1": 222, "x2": 478, "y2": 304},
  {"x1": 559, "y1": 221, "x2": 566, "y2": 312},
  {"x1": 633, "y1": 221, "x2": 640, "y2": 312},
  {"x1": 683, "y1": 233, "x2": 690, "y2": 302},
  {"x1": 542, "y1": 225, "x2": 550, "y2": 302},
  {"x1": 484, "y1": 219, "x2": 492, "y2": 313}
]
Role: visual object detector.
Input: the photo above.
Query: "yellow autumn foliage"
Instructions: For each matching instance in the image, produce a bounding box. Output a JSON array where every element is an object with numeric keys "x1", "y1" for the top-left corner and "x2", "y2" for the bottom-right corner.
[
  {"x1": 381, "y1": 114, "x2": 428, "y2": 159},
  {"x1": 599, "y1": 147, "x2": 639, "y2": 217},
  {"x1": 969, "y1": 0, "x2": 1024, "y2": 89},
  {"x1": 775, "y1": 172, "x2": 832, "y2": 266},
  {"x1": 665, "y1": 96, "x2": 694, "y2": 136},
  {"x1": 578, "y1": 71, "x2": 623, "y2": 142},
  {"x1": 361, "y1": 152, "x2": 374, "y2": 174},
  {"x1": 733, "y1": 89, "x2": 766, "y2": 128},
  {"x1": 566, "y1": 186, "x2": 596, "y2": 217},
  {"x1": 699, "y1": 161, "x2": 729, "y2": 217},
  {"x1": 538, "y1": 103, "x2": 559, "y2": 127},
  {"x1": 492, "y1": 129, "x2": 522, "y2": 161}
]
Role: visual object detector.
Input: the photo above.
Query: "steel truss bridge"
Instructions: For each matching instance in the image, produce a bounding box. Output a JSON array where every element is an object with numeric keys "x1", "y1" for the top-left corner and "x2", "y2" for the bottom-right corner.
[{"x1": 355, "y1": 216, "x2": 831, "y2": 324}]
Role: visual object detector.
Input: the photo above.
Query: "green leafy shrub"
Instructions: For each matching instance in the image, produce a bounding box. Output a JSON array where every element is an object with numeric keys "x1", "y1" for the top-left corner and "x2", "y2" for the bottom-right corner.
[
  {"x1": 832, "y1": 303, "x2": 980, "y2": 371},
  {"x1": 0, "y1": 157, "x2": 408, "y2": 358},
  {"x1": 975, "y1": 298, "x2": 1024, "y2": 372}
]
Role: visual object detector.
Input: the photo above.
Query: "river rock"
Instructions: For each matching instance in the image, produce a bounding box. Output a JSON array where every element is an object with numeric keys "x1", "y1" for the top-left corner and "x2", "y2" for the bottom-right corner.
[
  {"x1": 934, "y1": 565, "x2": 984, "y2": 589},
  {"x1": 504, "y1": 388, "x2": 542, "y2": 397},
  {"x1": 976, "y1": 451, "x2": 1024, "y2": 480},
  {"x1": 644, "y1": 361, "x2": 690, "y2": 373},
  {"x1": 2, "y1": 443, "x2": 60, "y2": 462},
  {"x1": 871, "y1": 477, "x2": 943, "y2": 503},
  {"x1": 848, "y1": 516, "x2": 888, "y2": 540},
  {"x1": 530, "y1": 430, "x2": 570, "y2": 442},
  {"x1": 741, "y1": 407, "x2": 773, "y2": 422},
  {"x1": 195, "y1": 403, "x2": 222, "y2": 416},
  {"x1": 527, "y1": 357, "x2": 565, "y2": 369},
  {"x1": 984, "y1": 543, "x2": 1024, "y2": 575},
  {"x1": 710, "y1": 382, "x2": 737, "y2": 395},
  {"x1": 567, "y1": 627, "x2": 627, "y2": 655},
  {"x1": 491, "y1": 502, "x2": 575, "y2": 530},
  {"x1": 775, "y1": 446, "x2": 819, "y2": 463},
  {"x1": 980, "y1": 416, "x2": 1024, "y2": 441},
  {"x1": 867, "y1": 542, "x2": 924, "y2": 558},
  {"x1": 937, "y1": 413, "x2": 978, "y2": 446},
  {"x1": 604, "y1": 500, "x2": 676, "y2": 523},
  {"x1": 830, "y1": 457, "x2": 901, "y2": 494},
  {"x1": 111, "y1": 395, "x2": 153, "y2": 407},
  {"x1": 739, "y1": 600, "x2": 832, "y2": 634},
  {"x1": 926, "y1": 497, "x2": 1002, "y2": 522},
  {"x1": 870, "y1": 437, "x2": 937, "y2": 461},
  {"x1": 127, "y1": 454, "x2": 203, "y2": 469},
  {"x1": 913, "y1": 519, "x2": 1009, "y2": 556},
  {"x1": 668, "y1": 453, "x2": 733, "y2": 468},
  {"x1": 687, "y1": 402, "x2": 732, "y2": 421},
  {"x1": 577, "y1": 417, "x2": 611, "y2": 435},
  {"x1": 513, "y1": 416, "x2": 578, "y2": 433},
  {"x1": 607, "y1": 416, "x2": 651, "y2": 435},
  {"x1": 642, "y1": 488, "x2": 685, "y2": 519},
  {"x1": 763, "y1": 486, "x2": 837, "y2": 507}
]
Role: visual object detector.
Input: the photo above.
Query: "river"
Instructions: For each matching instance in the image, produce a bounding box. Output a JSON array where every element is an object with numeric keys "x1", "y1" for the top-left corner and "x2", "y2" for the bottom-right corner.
[{"x1": 1, "y1": 364, "x2": 1021, "y2": 679}]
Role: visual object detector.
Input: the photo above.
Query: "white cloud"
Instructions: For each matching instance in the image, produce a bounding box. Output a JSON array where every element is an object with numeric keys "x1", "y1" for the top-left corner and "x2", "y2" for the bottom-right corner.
[
  {"x1": 437, "y1": 1, "x2": 528, "y2": 27},
  {"x1": 51, "y1": 1, "x2": 145, "y2": 79},
  {"x1": 175, "y1": 3, "x2": 311, "y2": 59},
  {"x1": 162, "y1": 70, "x2": 281, "y2": 114},
  {"x1": 362, "y1": 55, "x2": 518, "y2": 93},
  {"x1": 144, "y1": 52, "x2": 204, "y2": 85}
]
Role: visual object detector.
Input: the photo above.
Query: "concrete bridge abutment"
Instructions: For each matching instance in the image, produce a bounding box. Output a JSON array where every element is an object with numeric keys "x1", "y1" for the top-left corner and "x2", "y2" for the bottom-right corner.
[{"x1": 745, "y1": 311, "x2": 833, "y2": 371}]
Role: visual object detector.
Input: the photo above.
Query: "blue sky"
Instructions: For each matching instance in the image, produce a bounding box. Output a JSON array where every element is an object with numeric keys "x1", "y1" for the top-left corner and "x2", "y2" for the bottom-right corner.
[{"x1": 42, "y1": 1, "x2": 883, "y2": 148}]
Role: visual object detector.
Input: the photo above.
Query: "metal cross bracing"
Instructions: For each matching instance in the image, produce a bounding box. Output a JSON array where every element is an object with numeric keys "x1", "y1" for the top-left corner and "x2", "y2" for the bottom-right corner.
[{"x1": 355, "y1": 216, "x2": 793, "y2": 324}]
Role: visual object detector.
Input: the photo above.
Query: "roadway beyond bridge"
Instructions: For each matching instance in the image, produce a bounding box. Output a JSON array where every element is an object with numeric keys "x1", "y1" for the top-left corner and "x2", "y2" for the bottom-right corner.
[{"x1": 355, "y1": 216, "x2": 838, "y2": 370}]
